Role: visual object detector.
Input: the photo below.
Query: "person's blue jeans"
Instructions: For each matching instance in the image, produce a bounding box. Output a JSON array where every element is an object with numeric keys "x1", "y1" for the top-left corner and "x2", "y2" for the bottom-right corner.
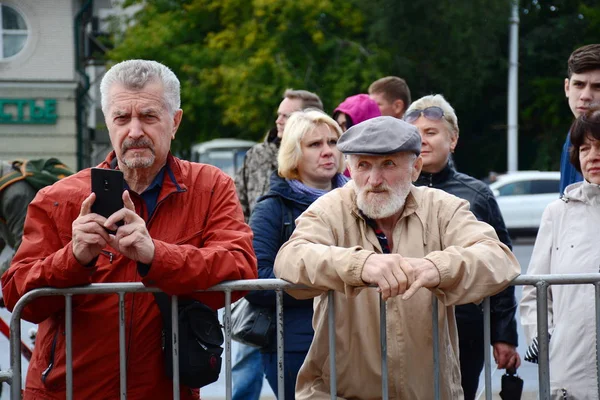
[
  {"x1": 262, "y1": 351, "x2": 307, "y2": 399},
  {"x1": 232, "y1": 343, "x2": 263, "y2": 400}
]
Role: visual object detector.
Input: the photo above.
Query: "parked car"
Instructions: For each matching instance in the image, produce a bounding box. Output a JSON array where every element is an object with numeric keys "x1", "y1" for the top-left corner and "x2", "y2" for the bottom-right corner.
[
  {"x1": 488, "y1": 171, "x2": 560, "y2": 237},
  {"x1": 190, "y1": 138, "x2": 256, "y2": 177}
]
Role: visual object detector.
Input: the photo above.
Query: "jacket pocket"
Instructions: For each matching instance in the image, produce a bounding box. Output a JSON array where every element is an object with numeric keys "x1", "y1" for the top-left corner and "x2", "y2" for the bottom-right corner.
[{"x1": 40, "y1": 326, "x2": 66, "y2": 391}]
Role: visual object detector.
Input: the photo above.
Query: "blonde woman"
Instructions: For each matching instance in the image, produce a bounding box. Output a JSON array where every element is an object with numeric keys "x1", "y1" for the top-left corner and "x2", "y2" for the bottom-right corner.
[{"x1": 245, "y1": 109, "x2": 347, "y2": 398}]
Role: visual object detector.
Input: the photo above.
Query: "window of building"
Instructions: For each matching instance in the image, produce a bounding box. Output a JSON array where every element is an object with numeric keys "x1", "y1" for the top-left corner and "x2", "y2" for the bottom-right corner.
[{"x1": 0, "y1": 3, "x2": 28, "y2": 59}]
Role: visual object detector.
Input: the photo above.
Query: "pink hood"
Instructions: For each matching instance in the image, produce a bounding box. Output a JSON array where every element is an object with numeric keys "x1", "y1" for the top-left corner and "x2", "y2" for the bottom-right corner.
[{"x1": 333, "y1": 94, "x2": 381, "y2": 126}]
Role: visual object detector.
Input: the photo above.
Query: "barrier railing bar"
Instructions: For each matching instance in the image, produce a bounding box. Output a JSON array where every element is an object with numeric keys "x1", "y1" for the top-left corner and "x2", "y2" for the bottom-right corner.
[
  {"x1": 224, "y1": 290, "x2": 232, "y2": 400},
  {"x1": 171, "y1": 295, "x2": 180, "y2": 400},
  {"x1": 380, "y1": 295, "x2": 388, "y2": 400},
  {"x1": 483, "y1": 296, "x2": 492, "y2": 400},
  {"x1": 276, "y1": 290, "x2": 285, "y2": 399},
  {"x1": 10, "y1": 298, "x2": 21, "y2": 398},
  {"x1": 118, "y1": 292, "x2": 127, "y2": 400},
  {"x1": 0, "y1": 371, "x2": 11, "y2": 384},
  {"x1": 514, "y1": 273, "x2": 600, "y2": 285},
  {"x1": 8, "y1": 275, "x2": 600, "y2": 400},
  {"x1": 595, "y1": 283, "x2": 600, "y2": 400},
  {"x1": 432, "y1": 296, "x2": 440, "y2": 400},
  {"x1": 328, "y1": 291, "x2": 336, "y2": 399},
  {"x1": 536, "y1": 281, "x2": 550, "y2": 399},
  {"x1": 65, "y1": 294, "x2": 73, "y2": 400}
]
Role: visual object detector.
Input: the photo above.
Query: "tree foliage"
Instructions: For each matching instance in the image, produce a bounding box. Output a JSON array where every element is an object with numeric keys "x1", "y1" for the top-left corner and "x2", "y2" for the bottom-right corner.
[
  {"x1": 109, "y1": 0, "x2": 600, "y2": 175},
  {"x1": 110, "y1": 0, "x2": 378, "y2": 156}
]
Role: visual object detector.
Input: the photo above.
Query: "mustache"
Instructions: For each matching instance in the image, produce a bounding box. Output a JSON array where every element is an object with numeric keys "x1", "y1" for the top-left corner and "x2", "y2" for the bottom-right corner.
[
  {"x1": 122, "y1": 138, "x2": 154, "y2": 154},
  {"x1": 362, "y1": 184, "x2": 391, "y2": 193}
]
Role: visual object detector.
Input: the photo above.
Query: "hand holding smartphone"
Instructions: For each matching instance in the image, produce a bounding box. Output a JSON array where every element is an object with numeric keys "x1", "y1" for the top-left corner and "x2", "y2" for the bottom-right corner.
[{"x1": 91, "y1": 168, "x2": 125, "y2": 230}]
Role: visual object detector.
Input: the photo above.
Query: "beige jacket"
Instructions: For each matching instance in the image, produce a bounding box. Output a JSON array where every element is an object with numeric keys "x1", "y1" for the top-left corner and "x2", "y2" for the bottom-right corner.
[{"x1": 274, "y1": 182, "x2": 520, "y2": 400}]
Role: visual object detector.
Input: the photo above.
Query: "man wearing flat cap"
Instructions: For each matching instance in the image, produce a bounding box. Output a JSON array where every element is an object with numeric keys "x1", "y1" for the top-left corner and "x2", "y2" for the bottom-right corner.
[{"x1": 274, "y1": 116, "x2": 520, "y2": 399}]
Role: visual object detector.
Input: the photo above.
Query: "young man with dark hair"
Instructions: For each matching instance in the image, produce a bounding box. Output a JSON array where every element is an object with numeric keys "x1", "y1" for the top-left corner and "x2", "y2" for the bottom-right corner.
[
  {"x1": 560, "y1": 44, "x2": 600, "y2": 194},
  {"x1": 368, "y1": 76, "x2": 412, "y2": 119}
]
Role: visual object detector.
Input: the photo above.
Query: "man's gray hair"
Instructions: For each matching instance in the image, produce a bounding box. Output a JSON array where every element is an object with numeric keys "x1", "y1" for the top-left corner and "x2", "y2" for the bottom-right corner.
[{"x1": 100, "y1": 60, "x2": 181, "y2": 115}]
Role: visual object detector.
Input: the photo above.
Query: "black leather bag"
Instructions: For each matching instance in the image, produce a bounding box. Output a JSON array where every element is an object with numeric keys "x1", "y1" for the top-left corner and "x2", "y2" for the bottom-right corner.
[
  {"x1": 500, "y1": 368, "x2": 523, "y2": 400},
  {"x1": 231, "y1": 298, "x2": 274, "y2": 348},
  {"x1": 153, "y1": 293, "x2": 224, "y2": 388}
]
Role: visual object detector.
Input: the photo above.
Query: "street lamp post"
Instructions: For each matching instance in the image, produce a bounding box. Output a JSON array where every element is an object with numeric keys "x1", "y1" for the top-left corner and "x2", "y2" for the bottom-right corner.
[{"x1": 507, "y1": 0, "x2": 519, "y2": 172}]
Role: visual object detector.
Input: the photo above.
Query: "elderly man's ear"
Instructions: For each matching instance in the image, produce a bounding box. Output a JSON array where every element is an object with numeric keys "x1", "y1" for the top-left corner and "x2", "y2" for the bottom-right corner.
[
  {"x1": 171, "y1": 109, "x2": 183, "y2": 139},
  {"x1": 411, "y1": 156, "x2": 423, "y2": 182}
]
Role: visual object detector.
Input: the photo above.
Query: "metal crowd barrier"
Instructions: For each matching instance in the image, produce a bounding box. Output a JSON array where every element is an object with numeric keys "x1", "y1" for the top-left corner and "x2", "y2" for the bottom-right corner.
[{"x1": 1, "y1": 274, "x2": 600, "y2": 399}]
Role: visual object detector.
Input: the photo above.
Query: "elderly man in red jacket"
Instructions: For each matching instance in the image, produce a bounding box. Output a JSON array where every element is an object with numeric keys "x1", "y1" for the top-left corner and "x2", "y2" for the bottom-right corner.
[{"x1": 1, "y1": 59, "x2": 257, "y2": 400}]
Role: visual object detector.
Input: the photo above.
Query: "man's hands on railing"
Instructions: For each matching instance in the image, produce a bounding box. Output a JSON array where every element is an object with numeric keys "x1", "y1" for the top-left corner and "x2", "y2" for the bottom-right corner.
[
  {"x1": 361, "y1": 254, "x2": 441, "y2": 301},
  {"x1": 493, "y1": 342, "x2": 521, "y2": 370}
]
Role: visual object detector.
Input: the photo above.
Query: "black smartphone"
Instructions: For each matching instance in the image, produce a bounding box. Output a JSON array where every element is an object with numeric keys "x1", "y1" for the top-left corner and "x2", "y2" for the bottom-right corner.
[{"x1": 91, "y1": 168, "x2": 124, "y2": 219}]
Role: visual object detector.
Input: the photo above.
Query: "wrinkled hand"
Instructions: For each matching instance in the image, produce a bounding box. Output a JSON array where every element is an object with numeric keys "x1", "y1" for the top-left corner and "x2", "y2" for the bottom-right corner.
[
  {"x1": 72, "y1": 193, "x2": 111, "y2": 265},
  {"x1": 105, "y1": 191, "x2": 155, "y2": 265},
  {"x1": 493, "y1": 342, "x2": 521, "y2": 370},
  {"x1": 361, "y1": 254, "x2": 441, "y2": 301}
]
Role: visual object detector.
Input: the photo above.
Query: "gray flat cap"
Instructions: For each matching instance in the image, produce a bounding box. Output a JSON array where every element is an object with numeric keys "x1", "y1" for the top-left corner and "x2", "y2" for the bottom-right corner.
[{"x1": 337, "y1": 116, "x2": 421, "y2": 156}]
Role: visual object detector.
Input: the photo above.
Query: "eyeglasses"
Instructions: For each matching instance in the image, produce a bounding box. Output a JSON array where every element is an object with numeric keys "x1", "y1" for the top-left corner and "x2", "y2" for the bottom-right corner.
[{"x1": 404, "y1": 106, "x2": 445, "y2": 124}]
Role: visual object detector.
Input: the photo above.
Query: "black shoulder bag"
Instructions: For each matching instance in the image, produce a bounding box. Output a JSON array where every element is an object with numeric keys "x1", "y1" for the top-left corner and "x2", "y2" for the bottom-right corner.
[
  {"x1": 153, "y1": 292, "x2": 224, "y2": 388},
  {"x1": 230, "y1": 195, "x2": 295, "y2": 348}
]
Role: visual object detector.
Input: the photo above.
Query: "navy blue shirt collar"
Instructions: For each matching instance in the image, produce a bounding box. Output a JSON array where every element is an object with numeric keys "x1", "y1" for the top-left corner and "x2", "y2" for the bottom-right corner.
[{"x1": 125, "y1": 166, "x2": 166, "y2": 220}]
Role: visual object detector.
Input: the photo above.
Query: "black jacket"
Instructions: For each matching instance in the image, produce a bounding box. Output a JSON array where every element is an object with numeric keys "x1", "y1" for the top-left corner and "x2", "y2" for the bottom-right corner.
[{"x1": 415, "y1": 163, "x2": 518, "y2": 346}]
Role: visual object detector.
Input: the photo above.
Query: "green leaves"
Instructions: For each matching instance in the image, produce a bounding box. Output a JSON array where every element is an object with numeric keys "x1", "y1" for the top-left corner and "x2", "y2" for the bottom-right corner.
[{"x1": 108, "y1": 0, "x2": 600, "y2": 175}]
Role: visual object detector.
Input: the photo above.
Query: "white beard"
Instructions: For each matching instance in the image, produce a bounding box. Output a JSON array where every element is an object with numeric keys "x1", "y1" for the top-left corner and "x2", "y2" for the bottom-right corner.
[{"x1": 354, "y1": 181, "x2": 411, "y2": 219}]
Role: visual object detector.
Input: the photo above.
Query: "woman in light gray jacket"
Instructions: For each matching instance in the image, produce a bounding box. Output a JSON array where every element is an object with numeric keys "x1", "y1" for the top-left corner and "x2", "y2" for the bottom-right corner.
[{"x1": 520, "y1": 108, "x2": 600, "y2": 399}]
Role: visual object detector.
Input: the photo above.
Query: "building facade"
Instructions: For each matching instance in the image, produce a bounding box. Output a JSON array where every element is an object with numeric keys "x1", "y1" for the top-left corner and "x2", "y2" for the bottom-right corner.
[{"x1": 0, "y1": 0, "x2": 114, "y2": 171}]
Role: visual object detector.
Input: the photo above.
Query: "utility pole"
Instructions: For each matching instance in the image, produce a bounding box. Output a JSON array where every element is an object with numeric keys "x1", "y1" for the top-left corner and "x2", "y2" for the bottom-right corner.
[{"x1": 507, "y1": 0, "x2": 519, "y2": 172}]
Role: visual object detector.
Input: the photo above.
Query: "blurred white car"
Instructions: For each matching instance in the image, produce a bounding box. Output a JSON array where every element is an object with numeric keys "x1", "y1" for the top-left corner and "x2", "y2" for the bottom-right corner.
[{"x1": 489, "y1": 171, "x2": 560, "y2": 236}]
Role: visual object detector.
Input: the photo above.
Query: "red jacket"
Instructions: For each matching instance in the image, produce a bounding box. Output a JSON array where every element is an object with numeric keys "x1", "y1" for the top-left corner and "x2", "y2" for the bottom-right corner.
[{"x1": 2, "y1": 153, "x2": 257, "y2": 400}]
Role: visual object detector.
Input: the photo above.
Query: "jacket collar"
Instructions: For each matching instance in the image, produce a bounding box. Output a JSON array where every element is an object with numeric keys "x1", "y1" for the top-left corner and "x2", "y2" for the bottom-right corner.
[
  {"x1": 344, "y1": 181, "x2": 423, "y2": 252},
  {"x1": 415, "y1": 162, "x2": 455, "y2": 187},
  {"x1": 264, "y1": 171, "x2": 315, "y2": 205},
  {"x1": 563, "y1": 179, "x2": 600, "y2": 206}
]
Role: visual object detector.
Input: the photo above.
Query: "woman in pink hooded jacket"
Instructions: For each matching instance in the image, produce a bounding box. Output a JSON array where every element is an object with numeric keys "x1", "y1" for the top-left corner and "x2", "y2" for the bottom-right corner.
[{"x1": 333, "y1": 93, "x2": 381, "y2": 132}]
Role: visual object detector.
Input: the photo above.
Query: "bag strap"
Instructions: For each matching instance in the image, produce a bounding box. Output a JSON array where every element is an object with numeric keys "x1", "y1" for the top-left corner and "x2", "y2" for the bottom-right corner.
[
  {"x1": 255, "y1": 194, "x2": 295, "y2": 245},
  {"x1": 0, "y1": 162, "x2": 26, "y2": 193},
  {"x1": 0, "y1": 158, "x2": 74, "y2": 193},
  {"x1": 21, "y1": 158, "x2": 74, "y2": 191},
  {"x1": 152, "y1": 292, "x2": 172, "y2": 327},
  {"x1": 152, "y1": 292, "x2": 218, "y2": 323},
  {"x1": 279, "y1": 196, "x2": 295, "y2": 244}
]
